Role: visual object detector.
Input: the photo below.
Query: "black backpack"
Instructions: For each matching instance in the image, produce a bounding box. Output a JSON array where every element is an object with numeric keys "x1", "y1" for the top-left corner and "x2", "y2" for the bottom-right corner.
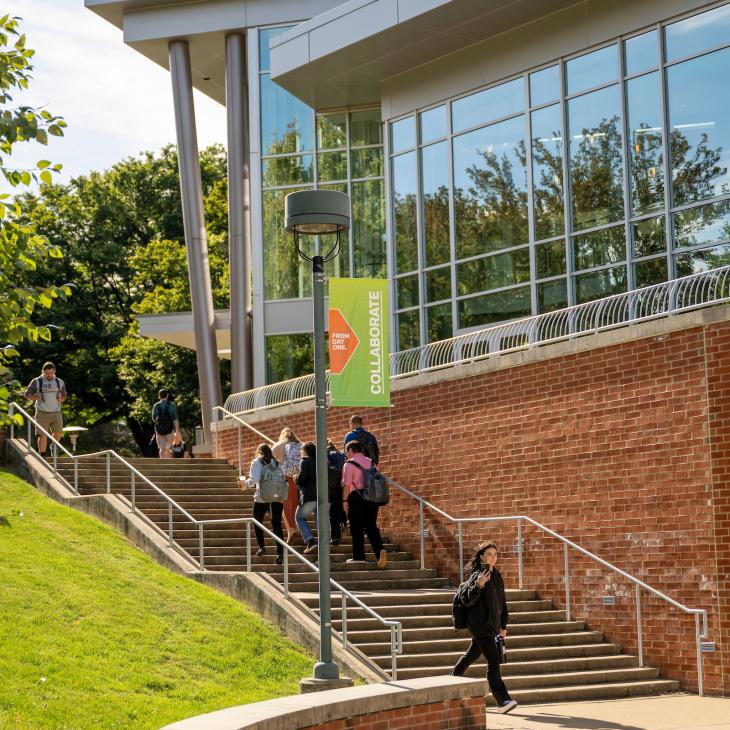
[
  {"x1": 358, "y1": 430, "x2": 380, "y2": 465},
  {"x1": 155, "y1": 401, "x2": 174, "y2": 435},
  {"x1": 452, "y1": 591, "x2": 469, "y2": 630}
]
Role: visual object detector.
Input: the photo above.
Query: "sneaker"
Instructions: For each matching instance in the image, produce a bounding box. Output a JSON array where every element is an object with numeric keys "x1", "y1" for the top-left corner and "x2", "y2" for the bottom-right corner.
[
  {"x1": 345, "y1": 558, "x2": 367, "y2": 564},
  {"x1": 303, "y1": 538, "x2": 318, "y2": 554},
  {"x1": 275, "y1": 555, "x2": 283, "y2": 565},
  {"x1": 497, "y1": 700, "x2": 517, "y2": 715},
  {"x1": 255, "y1": 548, "x2": 265, "y2": 557},
  {"x1": 377, "y1": 549, "x2": 388, "y2": 569},
  {"x1": 330, "y1": 539, "x2": 340, "y2": 546}
]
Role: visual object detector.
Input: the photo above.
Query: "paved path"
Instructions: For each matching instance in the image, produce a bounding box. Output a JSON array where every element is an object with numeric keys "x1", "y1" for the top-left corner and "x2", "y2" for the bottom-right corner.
[{"x1": 488, "y1": 694, "x2": 730, "y2": 730}]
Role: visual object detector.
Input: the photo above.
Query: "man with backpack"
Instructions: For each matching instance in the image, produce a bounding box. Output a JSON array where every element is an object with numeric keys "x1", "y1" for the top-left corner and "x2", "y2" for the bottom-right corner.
[
  {"x1": 24, "y1": 362, "x2": 67, "y2": 455},
  {"x1": 151, "y1": 389, "x2": 180, "y2": 459},
  {"x1": 343, "y1": 415, "x2": 380, "y2": 465}
]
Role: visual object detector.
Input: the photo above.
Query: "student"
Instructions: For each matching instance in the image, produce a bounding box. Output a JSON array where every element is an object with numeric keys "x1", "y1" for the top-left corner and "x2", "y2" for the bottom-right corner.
[
  {"x1": 245, "y1": 443, "x2": 285, "y2": 565},
  {"x1": 327, "y1": 439, "x2": 347, "y2": 546},
  {"x1": 24, "y1": 362, "x2": 67, "y2": 455},
  {"x1": 341, "y1": 441, "x2": 387, "y2": 568},
  {"x1": 272, "y1": 427, "x2": 302, "y2": 544},
  {"x1": 450, "y1": 542, "x2": 517, "y2": 715},
  {"x1": 343, "y1": 415, "x2": 380, "y2": 465},
  {"x1": 151, "y1": 389, "x2": 180, "y2": 459},
  {"x1": 295, "y1": 441, "x2": 318, "y2": 554}
]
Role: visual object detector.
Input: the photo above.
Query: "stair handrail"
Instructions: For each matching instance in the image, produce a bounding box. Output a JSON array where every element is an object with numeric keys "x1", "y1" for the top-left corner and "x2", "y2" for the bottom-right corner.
[
  {"x1": 387, "y1": 475, "x2": 709, "y2": 694},
  {"x1": 211, "y1": 405, "x2": 274, "y2": 477},
  {"x1": 8, "y1": 401, "x2": 402, "y2": 680},
  {"x1": 196, "y1": 514, "x2": 402, "y2": 679}
]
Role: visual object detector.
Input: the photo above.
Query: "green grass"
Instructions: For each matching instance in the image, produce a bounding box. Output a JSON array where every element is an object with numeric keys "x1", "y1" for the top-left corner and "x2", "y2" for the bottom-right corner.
[{"x1": 0, "y1": 468, "x2": 313, "y2": 730}]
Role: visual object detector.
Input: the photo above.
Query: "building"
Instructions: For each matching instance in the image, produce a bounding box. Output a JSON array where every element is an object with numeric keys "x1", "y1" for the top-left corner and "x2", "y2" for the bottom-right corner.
[{"x1": 86, "y1": 0, "x2": 730, "y2": 424}]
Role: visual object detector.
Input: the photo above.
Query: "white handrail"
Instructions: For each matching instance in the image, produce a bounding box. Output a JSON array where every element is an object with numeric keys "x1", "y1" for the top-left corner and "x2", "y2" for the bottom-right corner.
[{"x1": 222, "y1": 265, "x2": 730, "y2": 416}]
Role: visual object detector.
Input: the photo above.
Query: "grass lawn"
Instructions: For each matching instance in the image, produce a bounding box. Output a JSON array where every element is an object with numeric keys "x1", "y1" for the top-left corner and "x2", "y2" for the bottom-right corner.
[{"x1": 0, "y1": 468, "x2": 314, "y2": 730}]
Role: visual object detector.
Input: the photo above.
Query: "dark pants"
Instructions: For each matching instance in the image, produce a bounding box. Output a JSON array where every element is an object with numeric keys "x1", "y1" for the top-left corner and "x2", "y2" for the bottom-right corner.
[
  {"x1": 330, "y1": 499, "x2": 347, "y2": 541},
  {"x1": 252, "y1": 501, "x2": 284, "y2": 556},
  {"x1": 451, "y1": 633, "x2": 512, "y2": 706},
  {"x1": 347, "y1": 490, "x2": 383, "y2": 560}
]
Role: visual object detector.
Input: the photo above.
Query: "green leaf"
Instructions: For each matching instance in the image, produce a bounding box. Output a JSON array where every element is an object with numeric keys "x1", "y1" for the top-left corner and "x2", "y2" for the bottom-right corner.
[
  {"x1": 37, "y1": 159, "x2": 50, "y2": 168},
  {"x1": 36, "y1": 128, "x2": 47, "y2": 145},
  {"x1": 39, "y1": 170, "x2": 51, "y2": 185}
]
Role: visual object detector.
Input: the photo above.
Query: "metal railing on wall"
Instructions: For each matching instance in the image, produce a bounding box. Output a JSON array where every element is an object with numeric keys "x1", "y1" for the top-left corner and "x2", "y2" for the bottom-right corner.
[{"x1": 223, "y1": 265, "x2": 730, "y2": 416}]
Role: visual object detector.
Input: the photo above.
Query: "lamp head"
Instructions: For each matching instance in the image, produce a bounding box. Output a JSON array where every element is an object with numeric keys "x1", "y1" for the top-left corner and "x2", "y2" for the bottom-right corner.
[{"x1": 285, "y1": 189, "x2": 350, "y2": 235}]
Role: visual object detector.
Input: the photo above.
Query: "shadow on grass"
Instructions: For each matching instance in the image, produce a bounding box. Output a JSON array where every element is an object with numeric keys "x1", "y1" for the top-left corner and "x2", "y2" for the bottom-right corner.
[{"x1": 0, "y1": 516, "x2": 11, "y2": 527}]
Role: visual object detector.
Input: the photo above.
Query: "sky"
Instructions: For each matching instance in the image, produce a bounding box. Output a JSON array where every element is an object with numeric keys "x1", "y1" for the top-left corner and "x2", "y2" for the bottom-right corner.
[{"x1": 5, "y1": 0, "x2": 227, "y2": 192}]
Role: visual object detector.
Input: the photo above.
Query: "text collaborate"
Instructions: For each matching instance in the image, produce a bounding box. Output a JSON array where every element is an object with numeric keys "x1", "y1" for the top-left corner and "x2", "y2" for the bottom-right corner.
[{"x1": 368, "y1": 290, "x2": 383, "y2": 395}]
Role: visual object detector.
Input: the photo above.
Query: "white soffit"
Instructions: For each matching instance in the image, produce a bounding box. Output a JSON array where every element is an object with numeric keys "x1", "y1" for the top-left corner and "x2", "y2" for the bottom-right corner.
[{"x1": 269, "y1": 0, "x2": 579, "y2": 109}]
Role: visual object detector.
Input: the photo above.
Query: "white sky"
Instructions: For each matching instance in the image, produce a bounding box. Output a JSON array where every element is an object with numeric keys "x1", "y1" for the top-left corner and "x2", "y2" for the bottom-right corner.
[{"x1": 4, "y1": 0, "x2": 227, "y2": 192}]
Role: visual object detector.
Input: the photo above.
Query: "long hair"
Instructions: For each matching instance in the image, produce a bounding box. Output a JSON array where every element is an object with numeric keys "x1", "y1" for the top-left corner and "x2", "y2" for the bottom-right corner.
[
  {"x1": 256, "y1": 443, "x2": 273, "y2": 464},
  {"x1": 279, "y1": 427, "x2": 299, "y2": 443},
  {"x1": 466, "y1": 542, "x2": 498, "y2": 575}
]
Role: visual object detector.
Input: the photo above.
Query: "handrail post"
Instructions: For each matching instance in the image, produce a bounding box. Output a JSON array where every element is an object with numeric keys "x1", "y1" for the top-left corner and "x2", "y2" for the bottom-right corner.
[
  {"x1": 27, "y1": 416, "x2": 31, "y2": 454},
  {"x1": 283, "y1": 548, "x2": 289, "y2": 599},
  {"x1": 168, "y1": 503, "x2": 174, "y2": 547},
  {"x1": 74, "y1": 458, "x2": 78, "y2": 494},
  {"x1": 391, "y1": 626, "x2": 397, "y2": 680},
  {"x1": 246, "y1": 522, "x2": 251, "y2": 571},
  {"x1": 130, "y1": 472, "x2": 136, "y2": 513},
  {"x1": 419, "y1": 502, "x2": 425, "y2": 570},
  {"x1": 9, "y1": 404, "x2": 14, "y2": 440},
  {"x1": 237, "y1": 424, "x2": 242, "y2": 479},
  {"x1": 52, "y1": 440, "x2": 57, "y2": 477},
  {"x1": 213, "y1": 409, "x2": 220, "y2": 459},
  {"x1": 564, "y1": 542, "x2": 571, "y2": 622},
  {"x1": 105, "y1": 452, "x2": 111, "y2": 493},
  {"x1": 341, "y1": 594, "x2": 347, "y2": 647},
  {"x1": 517, "y1": 518, "x2": 523, "y2": 590},
  {"x1": 198, "y1": 523, "x2": 205, "y2": 570},
  {"x1": 458, "y1": 523, "x2": 464, "y2": 583},
  {"x1": 696, "y1": 612, "x2": 704, "y2": 696},
  {"x1": 636, "y1": 584, "x2": 643, "y2": 667}
]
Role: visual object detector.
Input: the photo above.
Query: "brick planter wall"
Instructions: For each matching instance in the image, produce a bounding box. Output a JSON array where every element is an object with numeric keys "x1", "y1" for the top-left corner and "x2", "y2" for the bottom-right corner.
[{"x1": 214, "y1": 311, "x2": 730, "y2": 696}]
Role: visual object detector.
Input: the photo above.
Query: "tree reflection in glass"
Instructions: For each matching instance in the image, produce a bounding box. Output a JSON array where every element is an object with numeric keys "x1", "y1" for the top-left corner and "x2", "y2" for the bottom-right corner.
[
  {"x1": 531, "y1": 104, "x2": 564, "y2": 240},
  {"x1": 352, "y1": 179, "x2": 386, "y2": 279},
  {"x1": 421, "y1": 142, "x2": 450, "y2": 266},
  {"x1": 393, "y1": 152, "x2": 418, "y2": 273}
]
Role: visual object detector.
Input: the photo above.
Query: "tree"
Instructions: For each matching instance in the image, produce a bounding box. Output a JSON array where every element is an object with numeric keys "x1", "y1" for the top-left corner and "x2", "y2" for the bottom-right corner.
[{"x1": 0, "y1": 15, "x2": 68, "y2": 425}]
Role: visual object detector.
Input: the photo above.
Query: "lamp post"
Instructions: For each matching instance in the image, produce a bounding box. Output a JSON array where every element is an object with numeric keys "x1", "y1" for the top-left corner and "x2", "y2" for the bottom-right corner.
[{"x1": 285, "y1": 190, "x2": 350, "y2": 687}]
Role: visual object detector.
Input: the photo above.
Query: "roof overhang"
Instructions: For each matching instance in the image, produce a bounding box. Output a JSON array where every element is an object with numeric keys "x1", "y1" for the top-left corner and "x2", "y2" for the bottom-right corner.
[
  {"x1": 137, "y1": 310, "x2": 234, "y2": 357},
  {"x1": 269, "y1": 0, "x2": 578, "y2": 109}
]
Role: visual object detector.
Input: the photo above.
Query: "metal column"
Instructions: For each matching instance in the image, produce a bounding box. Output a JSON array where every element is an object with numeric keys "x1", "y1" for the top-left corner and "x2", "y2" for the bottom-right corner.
[
  {"x1": 169, "y1": 40, "x2": 223, "y2": 441},
  {"x1": 225, "y1": 32, "x2": 253, "y2": 393}
]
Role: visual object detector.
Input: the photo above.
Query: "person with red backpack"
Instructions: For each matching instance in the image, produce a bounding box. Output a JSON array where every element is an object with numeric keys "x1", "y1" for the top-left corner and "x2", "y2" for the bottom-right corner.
[{"x1": 343, "y1": 415, "x2": 380, "y2": 465}]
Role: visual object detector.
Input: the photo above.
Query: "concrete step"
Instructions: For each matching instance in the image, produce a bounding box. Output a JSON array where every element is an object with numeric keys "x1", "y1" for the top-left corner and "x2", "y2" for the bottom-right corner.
[
  {"x1": 324, "y1": 599, "x2": 553, "y2": 620},
  {"x1": 504, "y1": 666, "x2": 659, "y2": 690},
  {"x1": 499, "y1": 679, "x2": 680, "y2": 706},
  {"x1": 297, "y1": 589, "x2": 537, "y2": 607}
]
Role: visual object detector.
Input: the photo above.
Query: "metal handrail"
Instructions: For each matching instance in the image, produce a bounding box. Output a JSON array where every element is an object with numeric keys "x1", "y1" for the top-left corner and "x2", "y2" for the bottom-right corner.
[
  {"x1": 222, "y1": 265, "x2": 730, "y2": 416},
  {"x1": 8, "y1": 402, "x2": 402, "y2": 679},
  {"x1": 386, "y1": 474, "x2": 709, "y2": 694},
  {"x1": 211, "y1": 405, "x2": 274, "y2": 474}
]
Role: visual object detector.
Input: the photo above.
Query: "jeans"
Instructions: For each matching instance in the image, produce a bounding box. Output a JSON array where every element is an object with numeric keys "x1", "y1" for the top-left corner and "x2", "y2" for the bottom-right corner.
[
  {"x1": 295, "y1": 500, "x2": 317, "y2": 542},
  {"x1": 451, "y1": 633, "x2": 512, "y2": 706},
  {"x1": 252, "y1": 501, "x2": 284, "y2": 556},
  {"x1": 347, "y1": 489, "x2": 383, "y2": 561}
]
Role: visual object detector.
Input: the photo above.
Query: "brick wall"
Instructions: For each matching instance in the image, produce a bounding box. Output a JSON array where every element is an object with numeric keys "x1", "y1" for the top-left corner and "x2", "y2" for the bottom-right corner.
[
  {"x1": 303, "y1": 695, "x2": 484, "y2": 730},
  {"x1": 216, "y1": 315, "x2": 730, "y2": 696}
]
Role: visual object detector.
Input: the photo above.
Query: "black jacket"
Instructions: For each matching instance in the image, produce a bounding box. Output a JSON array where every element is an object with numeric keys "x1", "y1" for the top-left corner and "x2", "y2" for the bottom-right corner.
[
  {"x1": 460, "y1": 566, "x2": 509, "y2": 637},
  {"x1": 296, "y1": 456, "x2": 317, "y2": 503}
]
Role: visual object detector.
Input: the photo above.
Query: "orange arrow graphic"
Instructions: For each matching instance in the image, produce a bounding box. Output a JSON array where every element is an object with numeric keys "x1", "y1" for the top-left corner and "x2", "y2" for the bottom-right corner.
[{"x1": 328, "y1": 308, "x2": 360, "y2": 375}]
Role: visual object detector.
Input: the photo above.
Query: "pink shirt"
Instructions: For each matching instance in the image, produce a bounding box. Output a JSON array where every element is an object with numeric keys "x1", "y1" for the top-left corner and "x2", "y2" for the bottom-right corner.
[{"x1": 342, "y1": 453, "x2": 372, "y2": 497}]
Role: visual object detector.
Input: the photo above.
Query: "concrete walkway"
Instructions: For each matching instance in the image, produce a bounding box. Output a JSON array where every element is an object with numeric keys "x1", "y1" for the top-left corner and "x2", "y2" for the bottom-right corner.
[{"x1": 489, "y1": 694, "x2": 730, "y2": 730}]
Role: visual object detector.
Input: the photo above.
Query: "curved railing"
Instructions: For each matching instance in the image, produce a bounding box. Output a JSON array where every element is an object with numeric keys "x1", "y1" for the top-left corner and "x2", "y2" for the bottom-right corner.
[
  {"x1": 8, "y1": 402, "x2": 402, "y2": 679},
  {"x1": 223, "y1": 265, "x2": 730, "y2": 415}
]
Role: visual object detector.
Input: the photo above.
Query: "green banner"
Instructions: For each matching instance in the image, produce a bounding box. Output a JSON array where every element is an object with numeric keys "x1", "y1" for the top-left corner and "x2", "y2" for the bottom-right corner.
[{"x1": 328, "y1": 277, "x2": 390, "y2": 407}]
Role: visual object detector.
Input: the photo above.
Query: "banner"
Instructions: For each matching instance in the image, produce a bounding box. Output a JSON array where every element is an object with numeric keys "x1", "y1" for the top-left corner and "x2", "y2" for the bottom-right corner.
[{"x1": 328, "y1": 277, "x2": 390, "y2": 408}]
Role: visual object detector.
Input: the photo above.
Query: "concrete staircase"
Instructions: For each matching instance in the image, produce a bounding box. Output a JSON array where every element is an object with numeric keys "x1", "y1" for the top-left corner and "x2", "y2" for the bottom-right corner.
[{"x1": 54, "y1": 456, "x2": 679, "y2": 702}]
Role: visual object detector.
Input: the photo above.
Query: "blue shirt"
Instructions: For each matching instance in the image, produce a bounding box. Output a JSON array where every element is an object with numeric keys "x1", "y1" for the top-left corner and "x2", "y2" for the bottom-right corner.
[{"x1": 343, "y1": 426, "x2": 378, "y2": 452}]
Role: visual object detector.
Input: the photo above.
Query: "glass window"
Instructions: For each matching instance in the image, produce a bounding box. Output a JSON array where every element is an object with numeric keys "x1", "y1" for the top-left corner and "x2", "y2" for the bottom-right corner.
[
  {"x1": 573, "y1": 225, "x2": 626, "y2": 271},
  {"x1": 453, "y1": 115, "x2": 528, "y2": 258},
  {"x1": 351, "y1": 148, "x2": 383, "y2": 179},
  {"x1": 665, "y1": 4, "x2": 730, "y2": 62},
  {"x1": 426, "y1": 266, "x2": 451, "y2": 303},
  {"x1": 633, "y1": 216, "x2": 667, "y2": 257},
  {"x1": 396, "y1": 274, "x2": 419, "y2": 310},
  {"x1": 674, "y1": 198, "x2": 730, "y2": 249},
  {"x1": 260, "y1": 74, "x2": 314, "y2": 155},
  {"x1": 421, "y1": 141, "x2": 451, "y2": 266},
  {"x1": 317, "y1": 114, "x2": 347, "y2": 149},
  {"x1": 458, "y1": 286, "x2": 532, "y2": 328},
  {"x1": 392, "y1": 152, "x2": 418, "y2": 273},
  {"x1": 427, "y1": 302, "x2": 452, "y2": 342},
  {"x1": 627, "y1": 72, "x2": 664, "y2": 215},
  {"x1": 352, "y1": 180, "x2": 386, "y2": 278},
  {"x1": 259, "y1": 27, "x2": 294, "y2": 71},
  {"x1": 568, "y1": 84, "x2": 624, "y2": 230},
  {"x1": 391, "y1": 116, "x2": 415, "y2": 153},
  {"x1": 451, "y1": 77, "x2": 523, "y2": 133},
  {"x1": 530, "y1": 65, "x2": 561, "y2": 107},
  {"x1": 536, "y1": 239, "x2": 566, "y2": 278},
  {"x1": 317, "y1": 151, "x2": 347, "y2": 182},
  {"x1": 350, "y1": 110, "x2": 382, "y2": 146},
  {"x1": 457, "y1": 248, "x2": 531, "y2": 295},
  {"x1": 675, "y1": 242, "x2": 730, "y2": 275},
  {"x1": 668, "y1": 47, "x2": 730, "y2": 205},
  {"x1": 566, "y1": 45, "x2": 618, "y2": 95},
  {"x1": 420, "y1": 105, "x2": 447, "y2": 143},
  {"x1": 574, "y1": 265, "x2": 627, "y2": 303},
  {"x1": 635, "y1": 257, "x2": 668, "y2": 287},
  {"x1": 531, "y1": 104, "x2": 564, "y2": 240},
  {"x1": 537, "y1": 278, "x2": 568, "y2": 312},
  {"x1": 318, "y1": 183, "x2": 350, "y2": 279},
  {"x1": 265, "y1": 333, "x2": 313, "y2": 384},
  {"x1": 397, "y1": 309, "x2": 420, "y2": 350},
  {"x1": 625, "y1": 30, "x2": 658, "y2": 76},
  {"x1": 262, "y1": 155, "x2": 313, "y2": 186}
]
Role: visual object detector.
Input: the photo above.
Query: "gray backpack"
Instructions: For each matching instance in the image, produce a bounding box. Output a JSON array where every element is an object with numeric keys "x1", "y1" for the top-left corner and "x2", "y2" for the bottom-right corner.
[{"x1": 258, "y1": 461, "x2": 289, "y2": 502}]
